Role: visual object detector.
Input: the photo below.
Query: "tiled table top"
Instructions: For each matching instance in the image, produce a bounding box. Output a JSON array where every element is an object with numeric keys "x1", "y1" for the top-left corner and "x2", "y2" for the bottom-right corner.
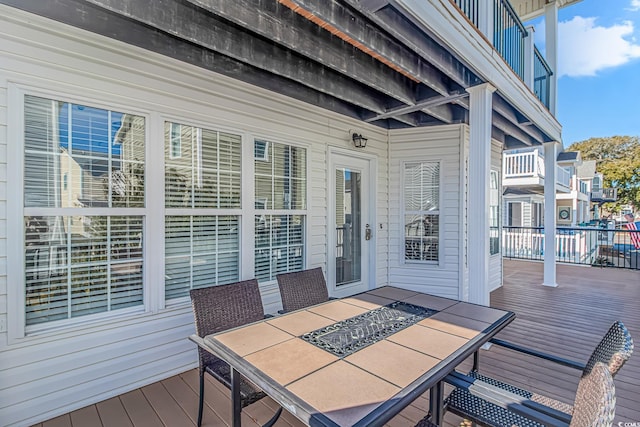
[{"x1": 203, "y1": 286, "x2": 514, "y2": 427}]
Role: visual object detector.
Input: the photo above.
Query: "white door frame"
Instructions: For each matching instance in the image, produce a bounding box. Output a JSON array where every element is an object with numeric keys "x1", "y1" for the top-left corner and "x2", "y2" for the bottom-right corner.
[{"x1": 327, "y1": 147, "x2": 377, "y2": 298}]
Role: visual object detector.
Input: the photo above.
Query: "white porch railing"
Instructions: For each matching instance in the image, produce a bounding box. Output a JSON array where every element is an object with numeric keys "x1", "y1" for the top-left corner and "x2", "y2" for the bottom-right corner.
[
  {"x1": 503, "y1": 150, "x2": 544, "y2": 178},
  {"x1": 501, "y1": 226, "x2": 638, "y2": 269},
  {"x1": 502, "y1": 227, "x2": 596, "y2": 264}
]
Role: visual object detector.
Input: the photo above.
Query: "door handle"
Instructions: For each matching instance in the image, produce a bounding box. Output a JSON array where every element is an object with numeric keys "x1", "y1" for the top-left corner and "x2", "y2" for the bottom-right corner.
[{"x1": 365, "y1": 224, "x2": 372, "y2": 241}]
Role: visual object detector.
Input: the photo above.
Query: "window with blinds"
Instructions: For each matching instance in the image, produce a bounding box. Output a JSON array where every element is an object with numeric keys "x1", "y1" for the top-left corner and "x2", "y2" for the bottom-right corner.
[
  {"x1": 164, "y1": 122, "x2": 241, "y2": 300},
  {"x1": 490, "y1": 170, "x2": 500, "y2": 255},
  {"x1": 254, "y1": 140, "x2": 307, "y2": 281},
  {"x1": 403, "y1": 161, "x2": 440, "y2": 262},
  {"x1": 23, "y1": 95, "x2": 145, "y2": 326}
]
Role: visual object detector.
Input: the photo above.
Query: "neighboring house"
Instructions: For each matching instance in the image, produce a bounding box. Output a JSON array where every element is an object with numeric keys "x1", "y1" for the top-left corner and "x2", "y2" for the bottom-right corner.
[
  {"x1": 0, "y1": 1, "x2": 580, "y2": 425},
  {"x1": 502, "y1": 148, "x2": 592, "y2": 228}
]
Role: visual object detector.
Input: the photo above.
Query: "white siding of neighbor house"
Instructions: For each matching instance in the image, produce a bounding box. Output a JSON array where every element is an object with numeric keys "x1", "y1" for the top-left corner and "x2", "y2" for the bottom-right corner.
[
  {"x1": 0, "y1": 7, "x2": 391, "y2": 426},
  {"x1": 388, "y1": 126, "x2": 465, "y2": 299},
  {"x1": 489, "y1": 139, "x2": 503, "y2": 292},
  {"x1": 502, "y1": 195, "x2": 544, "y2": 228}
]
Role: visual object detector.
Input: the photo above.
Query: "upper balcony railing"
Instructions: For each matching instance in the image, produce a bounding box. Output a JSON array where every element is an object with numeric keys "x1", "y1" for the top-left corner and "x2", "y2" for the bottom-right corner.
[
  {"x1": 503, "y1": 150, "x2": 544, "y2": 178},
  {"x1": 494, "y1": 0, "x2": 526, "y2": 80},
  {"x1": 455, "y1": 0, "x2": 480, "y2": 27},
  {"x1": 533, "y1": 47, "x2": 553, "y2": 108},
  {"x1": 452, "y1": 0, "x2": 553, "y2": 109},
  {"x1": 503, "y1": 151, "x2": 572, "y2": 188}
]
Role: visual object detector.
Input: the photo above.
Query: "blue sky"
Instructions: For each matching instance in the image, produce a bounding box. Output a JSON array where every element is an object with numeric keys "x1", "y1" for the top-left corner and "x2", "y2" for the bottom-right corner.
[{"x1": 530, "y1": 0, "x2": 640, "y2": 146}]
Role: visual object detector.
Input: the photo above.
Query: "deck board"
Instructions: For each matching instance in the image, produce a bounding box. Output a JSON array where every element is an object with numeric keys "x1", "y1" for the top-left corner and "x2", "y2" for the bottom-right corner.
[
  {"x1": 69, "y1": 405, "x2": 102, "y2": 427},
  {"x1": 119, "y1": 389, "x2": 163, "y2": 427},
  {"x1": 32, "y1": 260, "x2": 639, "y2": 427}
]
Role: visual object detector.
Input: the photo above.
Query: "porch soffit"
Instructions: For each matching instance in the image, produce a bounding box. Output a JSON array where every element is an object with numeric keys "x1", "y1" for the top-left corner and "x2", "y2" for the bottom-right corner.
[
  {"x1": 510, "y1": 0, "x2": 583, "y2": 22},
  {"x1": 0, "y1": 0, "x2": 553, "y2": 145}
]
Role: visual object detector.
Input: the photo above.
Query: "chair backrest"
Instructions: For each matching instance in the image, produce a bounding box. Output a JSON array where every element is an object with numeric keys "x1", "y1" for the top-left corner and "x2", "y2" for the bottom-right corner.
[
  {"x1": 584, "y1": 321, "x2": 634, "y2": 377},
  {"x1": 190, "y1": 279, "x2": 265, "y2": 374},
  {"x1": 276, "y1": 267, "x2": 329, "y2": 313},
  {"x1": 570, "y1": 362, "x2": 616, "y2": 427},
  {"x1": 190, "y1": 279, "x2": 265, "y2": 338}
]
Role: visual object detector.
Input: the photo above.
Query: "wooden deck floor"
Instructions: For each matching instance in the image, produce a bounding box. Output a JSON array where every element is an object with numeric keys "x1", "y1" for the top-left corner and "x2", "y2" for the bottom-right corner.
[{"x1": 33, "y1": 260, "x2": 639, "y2": 427}]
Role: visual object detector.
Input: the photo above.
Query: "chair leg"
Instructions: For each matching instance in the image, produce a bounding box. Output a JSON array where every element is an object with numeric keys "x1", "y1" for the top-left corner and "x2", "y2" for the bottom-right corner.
[{"x1": 197, "y1": 372, "x2": 205, "y2": 427}]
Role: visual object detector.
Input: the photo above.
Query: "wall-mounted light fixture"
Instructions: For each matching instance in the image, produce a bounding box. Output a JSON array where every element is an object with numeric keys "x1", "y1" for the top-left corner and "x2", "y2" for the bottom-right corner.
[{"x1": 351, "y1": 131, "x2": 368, "y2": 148}]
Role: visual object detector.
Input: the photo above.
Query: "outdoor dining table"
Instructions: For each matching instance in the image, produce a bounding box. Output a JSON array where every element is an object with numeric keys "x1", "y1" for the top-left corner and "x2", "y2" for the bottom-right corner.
[{"x1": 190, "y1": 286, "x2": 515, "y2": 427}]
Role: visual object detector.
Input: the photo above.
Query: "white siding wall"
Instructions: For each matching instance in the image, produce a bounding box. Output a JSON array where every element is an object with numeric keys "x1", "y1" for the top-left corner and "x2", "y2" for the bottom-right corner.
[
  {"x1": 388, "y1": 126, "x2": 464, "y2": 299},
  {"x1": 0, "y1": 7, "x2": 390, "y2": 426}
]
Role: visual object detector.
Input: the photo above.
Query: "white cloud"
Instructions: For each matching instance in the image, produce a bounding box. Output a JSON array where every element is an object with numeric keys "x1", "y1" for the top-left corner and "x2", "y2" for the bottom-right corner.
[
  {"x1": 629, "y1": 0, "x2": 640, "y2": 11},
  {"x1": 558, "y1": 16, "x2": 640, "y2": 77}
]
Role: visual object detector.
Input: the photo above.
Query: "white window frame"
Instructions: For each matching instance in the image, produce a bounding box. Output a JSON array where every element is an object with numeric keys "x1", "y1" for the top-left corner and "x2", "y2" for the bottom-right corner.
[
  {"x1": 6, "y1": 84, "x2": 313, "y2": 341},
  {"x1": 7, "y1": 84, "x2": 151, "y2": 342},
  {"x1": 489, "y1": 169, "x2": 501, "y2": 256},
  {"x1": 254, "y1": 139, "x2": 269, "y2": 161},
  {"x1": 507, "y1": 201, "x2": 523, "y2": 227},
  {"x1": 252, "y1": 136, "x2": 310, "y2": 283},
  {"x1": 169, "y1": 122, "x2": 182, "y2": 159},
  {"x1": 400, "y1": 160, "x2": 443, "y2": 266},
  {"x1": 162, "y1": 117, "x2": 244, "y2": 307}
]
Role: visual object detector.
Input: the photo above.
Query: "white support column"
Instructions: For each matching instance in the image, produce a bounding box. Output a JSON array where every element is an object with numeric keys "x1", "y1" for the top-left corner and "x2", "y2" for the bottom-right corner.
[
  {"x1": 478, "y1": 1, "x2": 494, "y2": 42},
  {"x1": 545, "y1": 1, "x2": 559, "y2": 115},
  {"x1": 543, "y1": 142, "x2": 558, "y2": 287},
  {"x1": 467, "y1": 83, "x2": 496, "y2": 306},
  {"x1": 524, "y1": 25, "x2": 535, "y2": 90}
]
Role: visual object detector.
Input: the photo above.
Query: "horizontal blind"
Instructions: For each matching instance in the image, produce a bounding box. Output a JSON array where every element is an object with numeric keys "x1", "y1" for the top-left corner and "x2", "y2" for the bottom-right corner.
[
  {"x1": 164, "y1": 121, "x2": 242, "y2": 300},
  {"x1": 255, "y1": 215, "x2": 304, "y2": 281},
  {"x1": 165, "y1": 215, "x2": 239, "y2": 299},
  {"x1": 165, "y1": 122, "x2": 241, "y2": 209},
  {"x1": 404, "y1": 162, "x2": 440, "y2": 262},
  {"x1": 23, "y1": 95, "x2": 146, "y2": 327},
  {"x1": 25, "y1": 216, "x2": 144, "y2": 325},
  {"x1": 254, "y1": 140, "x2": 307, "y2": 210}
]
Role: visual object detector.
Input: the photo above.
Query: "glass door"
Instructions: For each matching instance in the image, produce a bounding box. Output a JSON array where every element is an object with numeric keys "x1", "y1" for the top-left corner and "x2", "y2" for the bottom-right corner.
[
  {"x1": 335, "y1": 168, "x2": 362, "y2": 286},
  {"x1": 329, "y1": 151, "x2": 372, "y2": 296}
]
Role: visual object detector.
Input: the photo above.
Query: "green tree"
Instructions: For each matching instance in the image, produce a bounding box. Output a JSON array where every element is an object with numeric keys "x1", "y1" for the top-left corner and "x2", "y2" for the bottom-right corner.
[{"x1": 566, "y1": 136, "x2": 640, "y2": 212}]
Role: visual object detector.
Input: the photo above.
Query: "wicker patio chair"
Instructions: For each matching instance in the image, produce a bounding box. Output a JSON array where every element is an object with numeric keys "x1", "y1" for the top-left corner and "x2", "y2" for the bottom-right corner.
[
  {"x1": 437, "y1": 361, "x2": 616, "y2": 427},
  {"x1": 435, "y1": 321, "x2": 632, "y2": 427},
  {"x1": 462, "y1": 320, "x2": 632, "y2": 417},
  {"x1": 276, "y1": 267, "x2": 330, "y2": 313},
  {"x1": 190, "y1": 280, "x2": 281, "y2": 427}
]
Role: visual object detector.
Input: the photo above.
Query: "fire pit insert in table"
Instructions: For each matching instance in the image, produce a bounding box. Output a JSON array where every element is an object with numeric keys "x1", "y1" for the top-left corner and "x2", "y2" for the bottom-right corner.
[{"x1": 301, "y1": 301, "x2": 437, "y2": 357}]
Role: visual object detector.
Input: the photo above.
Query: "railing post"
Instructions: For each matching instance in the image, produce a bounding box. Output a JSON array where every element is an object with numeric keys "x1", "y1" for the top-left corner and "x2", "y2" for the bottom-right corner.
[
  {"x1": 478, "y1": 0, "x2": 494, "y2": 41},
  {"x1": 545, "y1": 1, "x2": 558, "y2": 115},
  {"x1": 524, "y1": 25, "x2": 535, "y2": 89}
]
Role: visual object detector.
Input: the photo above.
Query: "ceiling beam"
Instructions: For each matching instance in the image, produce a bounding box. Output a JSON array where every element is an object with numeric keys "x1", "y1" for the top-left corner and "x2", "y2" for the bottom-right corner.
[
  {"x1": 279, "y1": 0, "x2": 459, "y2": 97},
  {"x1": 82, "y1": 0, "x2": 391, "y2": 114},
  {"x1": 492, "y1": 113, "x2": 534, "y2": 146},
  {"x1": 342, "y1": 0, "x2": 481, "y2": 88},
  {"x1": 185, "y1": 0, "x2": 419, "y2": 106},
  {"x1": 492, "y1": 94, "x2": 545, "y2": 144},
  {"x1": 0, "y1": 0, "x2": 379, "y2": 123},
  {"x1": 365, "y1": 92, "x2": 468, "y2": 123}
]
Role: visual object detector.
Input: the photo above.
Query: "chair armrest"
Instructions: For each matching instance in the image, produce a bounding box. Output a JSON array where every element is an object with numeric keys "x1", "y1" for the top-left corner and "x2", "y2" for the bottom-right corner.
[{"x1": 489, "y1": 338, "x2": 586, "y2": 371}]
